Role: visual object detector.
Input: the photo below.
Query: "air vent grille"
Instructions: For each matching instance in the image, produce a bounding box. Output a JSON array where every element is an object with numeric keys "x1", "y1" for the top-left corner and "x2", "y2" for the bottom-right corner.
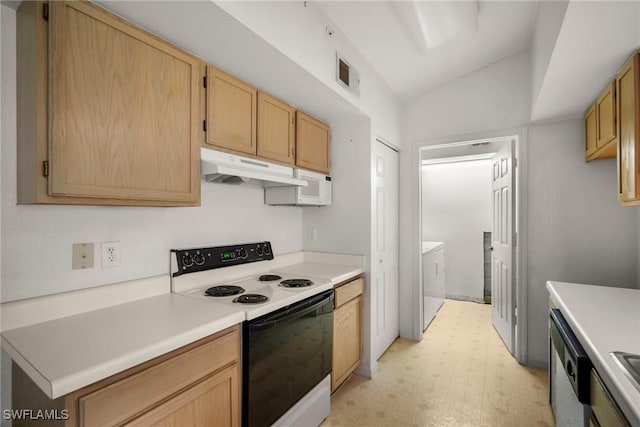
[{"x1": 336, "y1": 53, "x2": 360, "y2": 96}]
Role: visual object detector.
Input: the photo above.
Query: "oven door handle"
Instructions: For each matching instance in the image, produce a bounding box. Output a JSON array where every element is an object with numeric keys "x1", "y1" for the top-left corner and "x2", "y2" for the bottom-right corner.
[{"x1": 249, "y1": 291, "x2": 334, "y2": 331}]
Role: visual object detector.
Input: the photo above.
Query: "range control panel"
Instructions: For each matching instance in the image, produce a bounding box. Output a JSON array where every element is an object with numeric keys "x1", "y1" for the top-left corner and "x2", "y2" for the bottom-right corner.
[{"x1": 171, "y1": 242, "x2": 274, "y2": 277}]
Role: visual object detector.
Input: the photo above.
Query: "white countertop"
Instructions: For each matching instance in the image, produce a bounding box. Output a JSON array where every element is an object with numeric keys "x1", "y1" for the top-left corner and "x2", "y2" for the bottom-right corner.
[
  {"x1": 1, "y1": 250, "x2": 364, "y2": 400},
  {"x1": 1, "y1": 293, "x2": 244, "y2": 399},
  {"x1": 546, "y1": 281, "x2": 640, "y2": 425},
  {"x1": 422, "y1": 241, "x2": 444, "y2": 254}
]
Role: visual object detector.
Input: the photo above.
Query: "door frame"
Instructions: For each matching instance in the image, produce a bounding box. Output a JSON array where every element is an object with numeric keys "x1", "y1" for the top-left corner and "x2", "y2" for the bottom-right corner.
[{"x1": 411, "y1": 127, "x2": 528, "y2": 364}]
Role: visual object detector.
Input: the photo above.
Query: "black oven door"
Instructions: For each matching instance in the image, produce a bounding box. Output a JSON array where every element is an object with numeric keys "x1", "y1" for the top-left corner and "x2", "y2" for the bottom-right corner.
[{"x1": 243, "y1": 290, "x2": 334, "y2": 427}]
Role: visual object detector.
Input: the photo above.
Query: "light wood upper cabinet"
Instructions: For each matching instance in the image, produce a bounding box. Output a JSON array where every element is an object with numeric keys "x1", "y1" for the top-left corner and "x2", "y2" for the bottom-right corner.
[
  {"x1": 597, "y1": 82, "x2": 617, "y2": 149},
  {"x1": 332, "y1": 277, "x2": 363, "y2": 392},
  {"x1": 17, "y1": 0, "x2": 202, "y2": 206},
  {"x1": 296, "y1": 111, "x2": 331, "y2": 174},
  {"x1": 206, "y1": 65, "x2": 257, "y2": 156},
  {"x1": 203, "y1": 66, "x2": 331, "y2": 173},
  {"x1": 617, "y1": 52, "x2": 640, "y2": 205},
  {"x1": 257, "y1": 92, "x2": 296, "y2": 166},
  {"x1": 585, "y1": 104, "x2": 597, "y2": 158},
  {"x1": 585, "y1": 82, "x2": 617, "y2": 161}
]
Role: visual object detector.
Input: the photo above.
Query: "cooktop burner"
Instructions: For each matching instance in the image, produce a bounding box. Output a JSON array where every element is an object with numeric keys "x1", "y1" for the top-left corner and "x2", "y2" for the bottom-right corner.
[
  {"x1": 280, "y1": 279, "x2": 314, "y2": 288},
  {"x1": 233, "y1": 294, "x2": 270, "y2": 304},
  {"x1": 258, "y1": 274, "x2": 282, "y2": 282},
  {"x1": 205, "y1": 285, "x2": 245, "y2": 297}
]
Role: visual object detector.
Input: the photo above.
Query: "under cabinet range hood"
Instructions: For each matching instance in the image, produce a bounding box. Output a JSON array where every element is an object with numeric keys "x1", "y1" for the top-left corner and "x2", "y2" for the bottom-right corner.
[{"x1": 200, "y1": 148, "x2": 307, "y2": 187}]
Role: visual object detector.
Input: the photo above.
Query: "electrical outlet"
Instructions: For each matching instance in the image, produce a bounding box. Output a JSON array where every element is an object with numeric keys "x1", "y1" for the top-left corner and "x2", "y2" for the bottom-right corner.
[
  {"x1": 101, "y1": 241, "x2": 120, "y2": 268},
  {"x1": 72, "y1": 243, "x2": 94, "y2": 270}
]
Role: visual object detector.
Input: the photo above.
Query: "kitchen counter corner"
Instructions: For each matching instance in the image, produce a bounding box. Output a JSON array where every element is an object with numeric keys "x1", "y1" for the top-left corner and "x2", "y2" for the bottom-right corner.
[
  {"x1": 546, "y1": 281, "x2": 640, "y2": 426},
  {"x1": 1, "y1": 293, "x2": 245, "y2": 399}
]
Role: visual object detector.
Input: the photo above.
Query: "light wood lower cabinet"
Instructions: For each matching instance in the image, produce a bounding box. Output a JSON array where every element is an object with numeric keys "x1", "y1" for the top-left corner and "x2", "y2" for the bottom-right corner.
[
  {"x1": 332, "y1": 277, "x2": 364, "y2": 392},
  {"x1": 12, "y1": 326, "x2": 241, "y2": 427},
  {"x1": 589, "y1": 368, "x2": 630, "y2": 427},
  {"x1": 17, "y1": 0, "x2": 202, "y2": 206},
  {"x1": 124, "y1": 364, "x2": 239, "y2": 427}
]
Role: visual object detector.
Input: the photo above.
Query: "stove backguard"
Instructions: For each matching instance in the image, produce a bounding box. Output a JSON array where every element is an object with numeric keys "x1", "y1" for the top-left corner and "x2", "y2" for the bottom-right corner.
[{"x1": 171, "y1": 242, "x2": 274, "y2": 277}]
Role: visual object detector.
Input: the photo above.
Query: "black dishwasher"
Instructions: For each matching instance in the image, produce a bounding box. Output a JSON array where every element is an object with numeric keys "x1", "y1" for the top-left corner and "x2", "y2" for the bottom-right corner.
[{"x1": 242, "y1": 289, "x2": 334, "y2": 427}]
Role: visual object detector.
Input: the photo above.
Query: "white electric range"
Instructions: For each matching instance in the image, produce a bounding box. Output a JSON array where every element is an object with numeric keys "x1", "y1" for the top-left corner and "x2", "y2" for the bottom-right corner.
[{"x1": 170, "y1": 242, "x2": 333, "y2": 427}]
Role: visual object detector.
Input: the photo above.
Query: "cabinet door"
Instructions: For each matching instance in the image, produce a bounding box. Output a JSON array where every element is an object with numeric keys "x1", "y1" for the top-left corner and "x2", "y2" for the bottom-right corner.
[
  {"x1": 617, "y1": 54, "x2": 639, "y2": 203},
  {"x1": 206, "y1": 65, "x2": 257, "y2": 156},
  {"x1": 585, "y1": 104, "x2": 597, "y2": 158},
  {"x1": 332, "y1": 296, "x2": 362, "y2": 391},
  {"x1": 124, "y1": 364, "x2": 240, "y2": 427},
  {"x1": 48, "y1": 1, "x2": 201, "y2": 204},
  {"x1": 596, "y1": 82, "x2": 617, "y2": 151},
  {"x1": 257, "y1": 92, "x2": 295, "y2": 165},
  {"x1": 296, "y1": 111, "x2": 330, "y2": 174}
]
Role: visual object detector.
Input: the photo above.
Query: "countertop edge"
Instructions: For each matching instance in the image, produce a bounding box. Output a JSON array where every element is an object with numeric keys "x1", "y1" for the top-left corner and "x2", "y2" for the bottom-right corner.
[
  {"x1": 1, "y1": 336, "x2": 53, "y2": 398},
  {"x1": 3, "y1": 311, "x2": 245, "y2": 399},
  {"x1": 49, "y1": 312, "x2": 245, "y2": 398}
]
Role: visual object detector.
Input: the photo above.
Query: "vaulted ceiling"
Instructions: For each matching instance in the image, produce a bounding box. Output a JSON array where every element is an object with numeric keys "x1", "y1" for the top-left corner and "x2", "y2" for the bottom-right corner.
[{"x1": 317, "y1": 1, "x2": 539, "y2": 100}]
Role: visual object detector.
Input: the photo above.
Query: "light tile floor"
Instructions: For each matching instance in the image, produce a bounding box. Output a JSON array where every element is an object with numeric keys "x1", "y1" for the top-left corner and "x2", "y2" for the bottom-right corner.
[{"x1": 321, "y1": 299, "x2": 554, "y2": 427}]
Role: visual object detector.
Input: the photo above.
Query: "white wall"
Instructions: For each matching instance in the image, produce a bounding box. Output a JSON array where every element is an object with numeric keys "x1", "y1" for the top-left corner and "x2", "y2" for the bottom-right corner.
[
  {"x1": 399, "y1": 50, "x2": 532, "y2": 339},
  {"x1": 422, "y1": 160, "x2": 492, "y2": 301},
  {"x1": 526, "y1": 119, "x2": 638, "y2": 367},
  {"x1": 0, "y1": 5, "x2": 302, "y2": 301},
  {"x1": 530, "y1": 1, "x2": 569, "y2": 115},
  {"x1": 404, "y1": 50, "x2": 532, "y2": 142},
  {"x1": 301, "y1": 118, "x2": 373, "y2": 374}
]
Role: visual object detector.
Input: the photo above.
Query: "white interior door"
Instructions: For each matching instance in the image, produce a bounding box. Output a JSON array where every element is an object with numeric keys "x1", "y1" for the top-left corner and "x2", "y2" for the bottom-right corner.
[
  {"x1": 373, "y1": 141, "x2": 399, "y2": 360},
  {"x1": 491, "y1": 141, "x2": 516, "y2": 354}
]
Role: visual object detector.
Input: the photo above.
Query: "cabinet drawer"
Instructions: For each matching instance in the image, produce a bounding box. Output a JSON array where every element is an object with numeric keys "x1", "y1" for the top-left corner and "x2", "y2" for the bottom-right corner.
[
  {"x1": 79, "y1": 328, "x2": 239, "y2": 427},
  {"x1": 335, "y1": 277, "x2": 364, "y2": 307}
]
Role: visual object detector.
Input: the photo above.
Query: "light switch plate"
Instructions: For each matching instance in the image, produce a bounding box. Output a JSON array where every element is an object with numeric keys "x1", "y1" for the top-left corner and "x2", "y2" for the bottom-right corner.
[{"x1": 72, "y1": 243, "x2": 94, "y2": 270}]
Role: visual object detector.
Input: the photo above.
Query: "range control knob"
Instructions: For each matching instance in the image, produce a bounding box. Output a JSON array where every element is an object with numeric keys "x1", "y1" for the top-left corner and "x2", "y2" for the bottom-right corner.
[
  {"x1": 256, "y1": 245, "x2": 263, "y2": 256},
  {"x1": 181, "y1": 254, "x2": 194, "y2": 268},
  {"x1": 194, "y1": 252, "x2": 205, "y2": 266},
  {"x1": 263, "y1": 244, "x2": 271, "y2": 255},
  {"x1": 239, "y1": 248, "x2": 247, "y2": 258}
]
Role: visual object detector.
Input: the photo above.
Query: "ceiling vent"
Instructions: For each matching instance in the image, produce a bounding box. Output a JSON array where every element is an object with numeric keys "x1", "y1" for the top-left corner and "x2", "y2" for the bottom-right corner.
[{"x1": 336, "y1": 53, "x2": 360, "y2": 96}]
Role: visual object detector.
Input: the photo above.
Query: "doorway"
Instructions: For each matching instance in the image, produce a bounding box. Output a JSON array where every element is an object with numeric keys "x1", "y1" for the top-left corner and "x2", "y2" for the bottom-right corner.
[{"x1": 417, "y1": 134, "x2": 525, "y2": 360}]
